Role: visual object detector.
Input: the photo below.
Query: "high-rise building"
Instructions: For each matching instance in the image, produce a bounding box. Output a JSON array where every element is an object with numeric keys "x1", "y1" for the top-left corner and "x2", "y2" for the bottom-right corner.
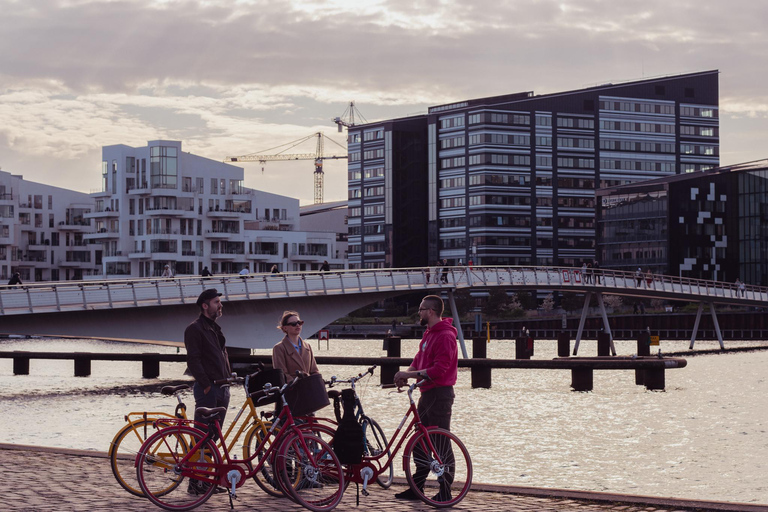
[
  {"x1": 348, "y1": 70, "x2": 719, "y2": 270},
  {"x1": 91, "y1": 140, "x2": 343, "y2": 278},
  {"x1": 598, "y1": 159, "x2": 768, "y2": 285},
  {"x1": 0, "y1": 170, "x2": 101, "y2": 282}
]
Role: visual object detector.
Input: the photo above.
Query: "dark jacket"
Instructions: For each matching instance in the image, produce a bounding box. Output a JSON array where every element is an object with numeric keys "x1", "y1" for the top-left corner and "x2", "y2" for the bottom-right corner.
[{"x1": 184, "y1": 314, "x2": 231, "y2": 390}]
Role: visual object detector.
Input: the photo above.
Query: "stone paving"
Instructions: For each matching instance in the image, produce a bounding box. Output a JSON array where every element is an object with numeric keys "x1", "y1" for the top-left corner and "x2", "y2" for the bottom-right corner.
[{"x1": 4, "y1": 447, "x2": 767, "y2": 512}]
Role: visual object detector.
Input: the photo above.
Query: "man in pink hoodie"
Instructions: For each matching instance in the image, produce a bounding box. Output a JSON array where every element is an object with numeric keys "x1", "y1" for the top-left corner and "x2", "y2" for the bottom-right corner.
[{"x1": 393, "y1": 294, "x2": 458, "y2": 501}]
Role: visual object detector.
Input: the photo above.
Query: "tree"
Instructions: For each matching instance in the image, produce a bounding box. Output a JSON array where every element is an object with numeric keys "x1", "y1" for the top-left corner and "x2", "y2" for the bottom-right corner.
[
  {"x1": 603, "y1": 295, "x2": 623, "y2": 311},
  {"x1": 541, "y1": 293, "x2": 555, "y2": 313}
]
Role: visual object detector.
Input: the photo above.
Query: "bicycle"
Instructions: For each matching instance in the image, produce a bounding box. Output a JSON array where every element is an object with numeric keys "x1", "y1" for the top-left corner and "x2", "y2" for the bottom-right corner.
[
  {"x1": 109, "y1": 370, "x2": 273, "y2": 498},
  {"x1": 135, "y1": 377, "x2": 345, "y2": 512},
  {"x1": 344, "y1": 375, "x2": 472, "y2": 508},
  {"x1": 325, "y1": 366, "x2": 393, "y2": 489}
]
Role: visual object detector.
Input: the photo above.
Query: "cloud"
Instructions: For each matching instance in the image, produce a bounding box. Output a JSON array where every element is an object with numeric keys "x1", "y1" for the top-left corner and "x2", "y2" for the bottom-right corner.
[{"x1": 1, "y1": 0, "x2": 768, "y2": 202}]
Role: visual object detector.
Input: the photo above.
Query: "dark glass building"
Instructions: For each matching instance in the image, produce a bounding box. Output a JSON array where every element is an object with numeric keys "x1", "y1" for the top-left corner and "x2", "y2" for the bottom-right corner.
[
  {"x1": 348, "y1": 70, "x2": 720, "y2": 270},
  {"x1": 597, "y1": 160, "x2": 768, "y2": 285}
]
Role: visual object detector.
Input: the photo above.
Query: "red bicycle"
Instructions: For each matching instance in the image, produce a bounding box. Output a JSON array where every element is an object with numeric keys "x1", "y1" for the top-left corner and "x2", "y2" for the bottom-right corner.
[{"x1": 134, "y1": 378, "x2": 345, "y2": 512}]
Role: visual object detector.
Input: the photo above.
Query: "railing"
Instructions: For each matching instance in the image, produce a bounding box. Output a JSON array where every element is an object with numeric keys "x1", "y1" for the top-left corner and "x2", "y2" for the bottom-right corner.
[{"x1": 0, "y1": 266, "x2": 765, "y2": 317}]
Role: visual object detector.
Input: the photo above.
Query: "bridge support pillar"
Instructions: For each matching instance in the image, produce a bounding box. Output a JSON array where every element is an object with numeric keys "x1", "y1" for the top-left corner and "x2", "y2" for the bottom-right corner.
[
  {"x1": 573, "y1": 292, "x2": 592, "y2": 355},
  {"x1": 13, "y1": 354, "x2": 30, "y2": 375},
  {"x1": 471, "y1": 337, "x2": 491, "y2": 389},
  {"x1": 74, "y1": 354, "x2": 91, "y2": 377},
  {"x1": 142, "y1": 355, "x2": 160, "y2": 379},
  {"x1": 570, "y1": 368, "x2": 593, "y2": 392},
  {"x1": 596, "y1": 293, "x2": 616, "y2": 356},
  {"x1": 447, "y1": 289, "x2": 469, "y2": 359},
  {"x1": 643, "y1": 368, "x2": 665, "y2": 391},
  {"x1": 381, "y1": 336, "x2": 401, "y2": 386}
]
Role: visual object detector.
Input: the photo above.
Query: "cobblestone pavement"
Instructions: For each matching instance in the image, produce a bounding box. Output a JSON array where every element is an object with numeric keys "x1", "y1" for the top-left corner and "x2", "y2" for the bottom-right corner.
[{"x1": 4, "y1": 447, "x2": 767, "y2": 512}]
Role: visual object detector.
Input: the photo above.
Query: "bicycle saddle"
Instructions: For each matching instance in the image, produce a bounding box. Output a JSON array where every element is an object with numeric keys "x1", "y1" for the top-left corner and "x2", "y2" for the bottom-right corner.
[{"x1": 161, "y1": 384, "x2": 191, "y2": 396}]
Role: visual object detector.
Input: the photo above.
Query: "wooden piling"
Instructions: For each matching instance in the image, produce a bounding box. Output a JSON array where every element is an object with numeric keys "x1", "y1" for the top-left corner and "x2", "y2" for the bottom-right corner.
[
  {"x1": 380, "y1": 335, "x2": 401, "y2": 385},
  {"x1": 471, "y1": 337, "x2": 491, "y2": 388}
]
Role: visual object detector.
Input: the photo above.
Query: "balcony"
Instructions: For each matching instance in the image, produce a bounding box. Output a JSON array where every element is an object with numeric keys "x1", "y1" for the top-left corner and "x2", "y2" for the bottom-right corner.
[
  {"x1": 210, "y1": 252, "x2": 241, "y2": 260},
  {"x1": 58, "y1": 221, "x2": 92, "y2": 232},
  {"x1": 247, "y1": 251, "x2": 278, "y2": 260},
  {"x1": 145, "y1": 207, "x2": 189, "y2": 217},
  {"x1": 58, "y1": 259, "x2": 93, "y2": 268},
  {"x1": 204, "y1": 230, "x2": 236, "y2": 239},
  {"x1": 128, "y1": 251, "x2": 150, "y2": 259},
  {"x1": 206, "y1": 208, "x2": 245, "y2": 219},
  {"x1": 84, "y1": 209, "x2": 120, "y2": 219},
  {"x1": 83, "y1": 229, "x2": 120, "y2": 241},
  {"x1": 127, "y1": 184, "x2": 151, "y2": 196}
]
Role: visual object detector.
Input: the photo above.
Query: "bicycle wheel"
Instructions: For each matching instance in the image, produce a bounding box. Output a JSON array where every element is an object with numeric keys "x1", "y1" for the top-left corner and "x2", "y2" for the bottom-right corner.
[
  {"x1": 361, "y1": 417, "x2": 393, "y2": 488},
  {"x1": 403, "y1": 428, "x2": 472, "y2": 508},
  {"x1": 109, "y1": 419, "x2": 157, "y2": 497},
  {"x1": 276, "y1": 433, "x2": 345, "y2": 512},
  {"x1": 136, "y1": 425, "x2": 221, "y2": 511},
  {"x1": 242, "y1": 421, "x2": 285, "y2": 498}
]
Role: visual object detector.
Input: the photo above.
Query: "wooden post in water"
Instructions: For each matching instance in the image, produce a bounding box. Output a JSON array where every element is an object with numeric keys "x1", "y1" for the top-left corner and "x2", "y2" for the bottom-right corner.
[
  {"x1": 644, "y1": 368, "x2": 665, "y2": 391},
  {"x1": 471, "y1": 337, "x2": 491, "y2": 388},
  {"x1": 380, "y1": 335, "x2": 401, "y2": 385},
  {"x1": 557, "y1": 332, "x2": 570, "y2": 357},
  {"x1": 142, "y1": 354, "x2": 160, "y2": 379},
  {"x1": 13, "y1": 353, "x2": 30, "y2": 375},
  {"x1": 597, "y1": 331, "x2": 611, "y2": 356},
  {"x1": 74, "y1": 354, "x2": 91, "y2": 377},
  {"x1": 571, "y1": 368, "x2": 593, "y2": 392}
]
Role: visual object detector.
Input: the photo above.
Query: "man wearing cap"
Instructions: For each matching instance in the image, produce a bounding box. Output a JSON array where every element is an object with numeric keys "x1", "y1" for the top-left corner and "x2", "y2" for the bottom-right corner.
[{"x1": 185, "y1": 288, "x2": 232, "y2": 426}]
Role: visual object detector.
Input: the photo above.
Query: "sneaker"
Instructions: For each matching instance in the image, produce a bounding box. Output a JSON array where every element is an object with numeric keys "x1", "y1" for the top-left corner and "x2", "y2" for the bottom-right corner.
[
  {"x1": 432, "y1": 489, "x2": 452, "y2": 502},
  {"x1": 394, "y1": 488, "x2": 420, "y2": 500}
]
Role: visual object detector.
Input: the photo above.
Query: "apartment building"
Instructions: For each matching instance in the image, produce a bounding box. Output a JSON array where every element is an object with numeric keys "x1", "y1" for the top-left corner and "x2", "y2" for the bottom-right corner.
[
  {"x1": 348, "y1": 70, "x2": 720, "y2": 270},
  {"x1": 0, "y1": 170, "x2": 101, "y2": 282},
  {"x1": 91, "y1": 140, "x2": 344, "y2": 278}
]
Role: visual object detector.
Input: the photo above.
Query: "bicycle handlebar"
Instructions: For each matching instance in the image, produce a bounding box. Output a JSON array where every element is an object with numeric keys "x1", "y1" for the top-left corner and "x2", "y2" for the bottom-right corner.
[
  {"x1": 213, "y1": 372, "x2": 242, "y2": 386},
  {"x1": 327, "y1": 365, "x2": 377, "y2": 387}
]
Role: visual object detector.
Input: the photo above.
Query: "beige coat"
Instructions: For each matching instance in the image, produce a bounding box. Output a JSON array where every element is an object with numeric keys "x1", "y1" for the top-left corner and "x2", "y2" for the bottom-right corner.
[{"x1": 272, "y1": 336, "x2": 320, "y2": 379}]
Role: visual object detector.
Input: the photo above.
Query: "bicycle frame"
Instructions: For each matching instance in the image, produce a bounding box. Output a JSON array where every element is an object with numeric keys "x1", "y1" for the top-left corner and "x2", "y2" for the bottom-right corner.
[{"x1": 148, "y1": 389, "x2": 328, "y2": 490}]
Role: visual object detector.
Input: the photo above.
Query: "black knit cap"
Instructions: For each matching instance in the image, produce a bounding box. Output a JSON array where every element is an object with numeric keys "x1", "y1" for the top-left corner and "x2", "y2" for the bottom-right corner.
[{"x1": 196, "y1": 288, "x2": 222, "y2": 306}]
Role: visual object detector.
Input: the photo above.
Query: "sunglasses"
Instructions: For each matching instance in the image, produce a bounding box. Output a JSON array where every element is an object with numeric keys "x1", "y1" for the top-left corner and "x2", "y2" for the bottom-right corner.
[{"x1": 285, "y1": 321, "x2": 304, "y2": 327}]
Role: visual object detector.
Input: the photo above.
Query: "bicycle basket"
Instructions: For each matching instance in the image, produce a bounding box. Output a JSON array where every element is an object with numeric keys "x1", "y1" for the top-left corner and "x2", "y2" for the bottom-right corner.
[{"x1": 284, "y1": 373, "x2": 330, "y2": 417}]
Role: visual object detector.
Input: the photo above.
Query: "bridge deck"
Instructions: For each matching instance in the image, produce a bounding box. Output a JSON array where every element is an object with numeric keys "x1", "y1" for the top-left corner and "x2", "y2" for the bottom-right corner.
[{"x1": 1, "y1": 266, "x2": 765, "y2": 317}]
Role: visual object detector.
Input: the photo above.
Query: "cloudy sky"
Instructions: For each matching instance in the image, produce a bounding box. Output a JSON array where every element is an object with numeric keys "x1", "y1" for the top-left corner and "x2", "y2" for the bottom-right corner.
[{"x1": 1, "y1": 0, "x2": 767, "y2": 204}]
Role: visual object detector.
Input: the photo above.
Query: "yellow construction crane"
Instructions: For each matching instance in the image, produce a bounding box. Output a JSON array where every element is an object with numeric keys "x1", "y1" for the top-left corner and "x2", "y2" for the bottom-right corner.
[{"x1": 225, "y1": 132, "x2": 347, "y2": 204}]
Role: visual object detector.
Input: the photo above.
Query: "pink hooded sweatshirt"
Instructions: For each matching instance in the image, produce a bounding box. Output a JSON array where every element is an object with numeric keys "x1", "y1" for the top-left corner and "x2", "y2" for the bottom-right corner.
[{"x1": 410, "y1": 317, "x2": 458, "y2": 392}]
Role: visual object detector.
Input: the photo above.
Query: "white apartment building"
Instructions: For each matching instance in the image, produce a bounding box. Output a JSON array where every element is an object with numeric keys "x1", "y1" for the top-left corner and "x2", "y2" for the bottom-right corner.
[
  {"x1": 0, "y1": 170, "x2": 101, "y2": 282},
  {"x1": 299, "y1": 200, "x2": 348, "y2": 268},
  {"x1": 91, "y1": 140, "x2": 344, "y2": 278}
]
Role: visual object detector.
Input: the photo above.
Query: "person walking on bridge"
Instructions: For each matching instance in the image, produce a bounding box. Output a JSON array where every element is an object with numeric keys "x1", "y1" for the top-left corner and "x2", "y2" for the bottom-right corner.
[{"x1": 394, "y1": 294, "x2": 458, "y2": 501}]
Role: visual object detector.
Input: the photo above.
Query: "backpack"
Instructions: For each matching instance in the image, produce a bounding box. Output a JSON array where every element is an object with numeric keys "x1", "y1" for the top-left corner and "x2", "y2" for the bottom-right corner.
[{"x1": 332, "y1": 389, "x2": 364, "y2": 464}]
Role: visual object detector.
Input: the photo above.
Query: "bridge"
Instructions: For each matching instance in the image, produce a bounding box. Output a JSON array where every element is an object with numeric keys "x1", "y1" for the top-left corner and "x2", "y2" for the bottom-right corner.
[{"x1": 0, "y1": 266, "x2": 765, "y2": 351}]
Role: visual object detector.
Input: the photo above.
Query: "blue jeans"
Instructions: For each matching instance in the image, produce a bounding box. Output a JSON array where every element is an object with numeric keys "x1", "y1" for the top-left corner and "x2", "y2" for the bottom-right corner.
[
  {"x1": 413, "y1": 386, "x2": 455, "y2": 492},
  {"x1": 193, "y1": 382, "x2": 230, "y2": 436}
]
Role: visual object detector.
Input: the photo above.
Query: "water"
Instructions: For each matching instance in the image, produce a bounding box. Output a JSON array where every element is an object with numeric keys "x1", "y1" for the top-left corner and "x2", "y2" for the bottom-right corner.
[{"x1": 1, "y1": 336, "x2": 766, "y2": 505}]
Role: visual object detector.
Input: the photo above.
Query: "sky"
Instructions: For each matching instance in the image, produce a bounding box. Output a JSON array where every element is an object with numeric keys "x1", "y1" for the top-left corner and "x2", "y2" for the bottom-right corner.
[{"x1": 1, "y1": 0, "x2": 767, "y2": 205}]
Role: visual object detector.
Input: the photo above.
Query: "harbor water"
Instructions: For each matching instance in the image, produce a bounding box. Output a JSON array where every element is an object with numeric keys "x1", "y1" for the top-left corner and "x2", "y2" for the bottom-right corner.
[{"x1": 1, "y1": 336, "x2": 766, "y2": 505}]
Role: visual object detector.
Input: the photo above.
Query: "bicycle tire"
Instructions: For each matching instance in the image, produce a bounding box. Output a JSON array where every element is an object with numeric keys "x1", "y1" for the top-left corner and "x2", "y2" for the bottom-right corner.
[
  {"x1": 109, "y1": 419, "x2": 158, "y2": 497},
  {"x1": 242, "y1": 421, "x2": 285, "y2": 498},
  {"x1": 403, "y1": 428, "x2": 472, "y2": 508},
  {"x1": 136, "y1": 425, "x2": 221, "y2": 511},
  {"x1": 360, "y1": 417, "x2": 393, "y2": 488},
  {"x1": 276, "y1": 432, "x2": 345, "y2": 512}
]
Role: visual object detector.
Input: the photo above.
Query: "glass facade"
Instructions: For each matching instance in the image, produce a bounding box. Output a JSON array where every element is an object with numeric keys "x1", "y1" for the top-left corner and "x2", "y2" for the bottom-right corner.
[{"x1": 150, "y1": 146, "x2": 178, "y2": 189}]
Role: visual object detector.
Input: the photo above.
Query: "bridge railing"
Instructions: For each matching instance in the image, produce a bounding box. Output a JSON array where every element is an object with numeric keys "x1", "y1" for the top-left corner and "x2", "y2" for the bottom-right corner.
[{"x1": 0, "y1": 266, "x2": 765, "y2": 316}]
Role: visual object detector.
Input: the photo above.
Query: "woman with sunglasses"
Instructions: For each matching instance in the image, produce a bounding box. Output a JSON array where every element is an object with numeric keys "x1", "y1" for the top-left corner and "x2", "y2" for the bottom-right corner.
[{"x1": 272, "y1": 310, "x2": 320, "y2": 378}]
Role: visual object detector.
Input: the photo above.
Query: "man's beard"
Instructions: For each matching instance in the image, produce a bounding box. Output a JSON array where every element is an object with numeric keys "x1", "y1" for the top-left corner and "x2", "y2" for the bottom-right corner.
[{"x1": 420, "y1": 317, "x2": 428, "y2": 326}]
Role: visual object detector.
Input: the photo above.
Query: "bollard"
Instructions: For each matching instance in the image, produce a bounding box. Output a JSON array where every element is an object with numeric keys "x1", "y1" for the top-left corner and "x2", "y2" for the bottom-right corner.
[
  {"x1": 74, "y1": 354, "x2": 91, "y2": 377},
  {"x1": 471, "y1": 337, "x2": 491, "y2": 388},
  {"x1": 644, "y1": 368, "x2": 665, "y2": 391},
  {"x1": 13, "y1": 355, "x2": 30, "y2": 375},
  {"x1": 515, "y1": 337, "x2": 531, "y2": 359},
  {"x1": 571, "y1": 368, "x2": 593, "y2": 392},
  {"x1": 637, "y1": 331, "x2": 651, "y2": 357},
  {"x1": 557, "y1": 332, "x2": 570, "y2": 357},
  {"x1": 380, "y1": 335, "x2": 401, "y2": 385},
  {"x1": 597, "y1": 332, "x2": 611, "y2": 356},
  {"x1": 142, "y1": 355, "x2": 160, "y2": 379}
]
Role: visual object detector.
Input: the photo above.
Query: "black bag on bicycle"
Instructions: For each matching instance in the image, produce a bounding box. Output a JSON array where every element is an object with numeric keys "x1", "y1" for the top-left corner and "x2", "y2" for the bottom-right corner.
[{"x1": 332, "y1": 388, "x2": 364, "y2": 464}]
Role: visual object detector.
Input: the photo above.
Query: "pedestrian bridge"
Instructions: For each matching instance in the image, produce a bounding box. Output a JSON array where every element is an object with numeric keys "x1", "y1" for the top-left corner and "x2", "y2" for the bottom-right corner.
[{"x1": 0, "y1": 266, "x2": 765, "y2": 350}]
